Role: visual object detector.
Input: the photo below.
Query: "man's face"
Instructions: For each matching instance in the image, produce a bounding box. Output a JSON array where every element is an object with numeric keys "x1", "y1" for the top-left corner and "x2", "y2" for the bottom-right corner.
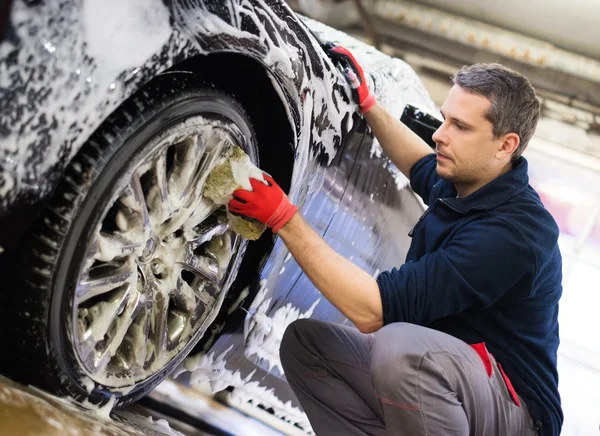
[{"x1": 432, "y1": 85, "x2": 502, "y2": 185}]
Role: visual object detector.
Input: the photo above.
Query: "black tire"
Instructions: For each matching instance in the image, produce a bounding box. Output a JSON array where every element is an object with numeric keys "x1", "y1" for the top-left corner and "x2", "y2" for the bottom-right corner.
[{"x1": 6, "y1": 73, "x2": 258, "y2": 407}]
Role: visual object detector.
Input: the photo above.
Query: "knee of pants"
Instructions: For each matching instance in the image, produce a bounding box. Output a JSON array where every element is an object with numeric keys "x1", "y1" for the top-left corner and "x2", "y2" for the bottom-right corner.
[
  {"x1": 370, "y1": 323, "x2": 426, "y2": 387},
  {"x1": 279, "y1": 318, "x2": 313, "y2": 371}
]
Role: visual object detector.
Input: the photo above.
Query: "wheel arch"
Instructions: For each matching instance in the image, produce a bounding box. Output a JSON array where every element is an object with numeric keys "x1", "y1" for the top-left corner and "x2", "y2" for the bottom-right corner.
[{"x1": 167, "y1": 52, "x2": 297, "y2": 196}]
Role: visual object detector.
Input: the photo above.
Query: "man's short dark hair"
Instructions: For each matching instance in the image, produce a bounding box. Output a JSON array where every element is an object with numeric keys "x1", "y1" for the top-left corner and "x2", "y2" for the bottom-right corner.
[{"x1": 453, "y1": 63, "x2": 540, "y2": 162}]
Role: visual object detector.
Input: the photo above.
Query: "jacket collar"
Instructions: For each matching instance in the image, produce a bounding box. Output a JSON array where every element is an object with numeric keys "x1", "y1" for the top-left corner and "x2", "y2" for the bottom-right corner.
[{"x1": 440, "y1": 157, "x2": 529, "y2": 214}]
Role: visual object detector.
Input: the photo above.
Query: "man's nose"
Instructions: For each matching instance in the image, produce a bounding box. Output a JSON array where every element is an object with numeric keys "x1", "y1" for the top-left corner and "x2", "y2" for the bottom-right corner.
[{"x1": 432, "y1": 121, "x2": 449, "y2": 146}]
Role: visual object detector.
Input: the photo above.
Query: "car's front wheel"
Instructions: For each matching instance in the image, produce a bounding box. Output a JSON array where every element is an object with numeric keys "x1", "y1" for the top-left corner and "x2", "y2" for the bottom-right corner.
[{"x1": 7, "y1": 74, "x2": 258, "y2": 407}]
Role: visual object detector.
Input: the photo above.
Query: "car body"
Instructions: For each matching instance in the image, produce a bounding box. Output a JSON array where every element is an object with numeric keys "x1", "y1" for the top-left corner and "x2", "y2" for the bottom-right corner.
[{"x1": 0, "y1": 0, "x2": 437, "y2": 428}]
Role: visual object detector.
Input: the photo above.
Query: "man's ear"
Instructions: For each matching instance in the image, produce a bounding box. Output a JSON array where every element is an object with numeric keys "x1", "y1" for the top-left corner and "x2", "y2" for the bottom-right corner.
[{"x1": 496, "y1": 133, "x2": 520, "y2": 160}]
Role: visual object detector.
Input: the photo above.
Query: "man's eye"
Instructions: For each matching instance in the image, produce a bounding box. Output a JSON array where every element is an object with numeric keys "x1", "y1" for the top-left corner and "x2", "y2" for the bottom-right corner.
[{"x1": 455, "y1": 123, "x2": 466, "y2": 131}]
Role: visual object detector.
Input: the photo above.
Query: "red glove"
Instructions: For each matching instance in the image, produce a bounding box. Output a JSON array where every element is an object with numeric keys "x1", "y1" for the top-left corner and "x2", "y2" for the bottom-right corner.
[
  {"x1": 229, "y1": 174, "x2": 298, "y2": 233},
  {"x1": 326, "y1": 44, "x2": 376, "y2": 114}
]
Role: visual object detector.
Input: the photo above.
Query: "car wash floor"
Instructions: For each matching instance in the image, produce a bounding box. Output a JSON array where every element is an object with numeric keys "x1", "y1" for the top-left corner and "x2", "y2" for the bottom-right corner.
[{"x1": 0, "y1": 375, "x2": 305, "y2": 436}]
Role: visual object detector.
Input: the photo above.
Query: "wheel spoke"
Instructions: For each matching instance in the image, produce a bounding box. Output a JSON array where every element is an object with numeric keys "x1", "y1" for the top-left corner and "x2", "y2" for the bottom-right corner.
[
  {"x1": 182, "y1": 198, "x2": 221, "y2": 231},
  {"x1": 131, "y1": 306, "x2": 151, "y2": 368},
  {"x1": 75, "y1": 322, "x2": 96, "y2": 365},
  {"x1": 174, "y1": 274, "x2": 198, "y2": 312},
  {"x1": 203, "y1": 232, "x2": 235, "y2": 278},
  {"x1": 167, "y1": 309, "x2": 189, "y2": 348},
  {"x1": 77, "y1": 258, "x2": 137, "y2": 304},
  {"x1": 76, "y1": 284, "x2": 132, "y2": 364},
  {"x1": 93, "y1": 233, "x2": 144, "y2": 262},
  {"x1": 147, "y1": 153, "x2": 170, "y2": 225},
  {"x1": 150, "y1": 291, "x2": 169, "y2": 358},
  {"x1": 173, "y1": 130, "x2": 233, "y2": 232},
  {"x1": 195, "y1": 281, "x2": 216, "y2": 308},
  {"x1": 189, "y1": 132, "x2": 229, "y2": 204},
  {"x1": 159, "y1": 133, "x2": 223, "y2": 237},
  {"x1": 186, "y1": 221, "x2": 229, "y2": 249},
  {"x1": 168, "y1": 134, "x2": 205, "y2": 206},
  {"x1": 180, "y1": 251, "x2": 219, "y2": 284},
  {"x1": 120, "y1": 174, "x2": 152, "y2": 241},
  {"x1": 86, "y1": 285, "x2": 131, "y2": 343},
  {"x1": 93, "y1": 291, "x2": 143, "y2": 374}
]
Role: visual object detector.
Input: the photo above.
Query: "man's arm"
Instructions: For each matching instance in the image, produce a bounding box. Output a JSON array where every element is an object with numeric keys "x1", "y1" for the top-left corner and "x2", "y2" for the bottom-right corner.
[
  {"x1": 326, "y1": 45, "x2": 434, "y2": 179},
  {"x1": 364, "y1": 102, "x2": 434, "y2": 178},
  {"x1": 229, "y1": 175, "x2": 384, "y2": 333},
  {"x1": 278, "y1": 213, "x2": 383, "y2": 333}
]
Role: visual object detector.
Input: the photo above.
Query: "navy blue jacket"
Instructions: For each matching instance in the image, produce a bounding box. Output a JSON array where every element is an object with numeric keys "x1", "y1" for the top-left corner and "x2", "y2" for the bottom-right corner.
[{"x1": 377, "y1": 154, "x2": 563, "y2": 435}]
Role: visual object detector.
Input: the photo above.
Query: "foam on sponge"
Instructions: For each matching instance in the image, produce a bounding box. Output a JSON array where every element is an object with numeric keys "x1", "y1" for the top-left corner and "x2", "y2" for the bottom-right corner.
[{"x1": 204, "y1": 146, "x2": 267, "y2": 240}]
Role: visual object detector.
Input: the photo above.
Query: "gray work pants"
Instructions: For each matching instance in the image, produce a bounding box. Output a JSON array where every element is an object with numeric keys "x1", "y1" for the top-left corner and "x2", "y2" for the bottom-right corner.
[{"x1": 280, "y1": 319, "x2": 538, "y2": 436}]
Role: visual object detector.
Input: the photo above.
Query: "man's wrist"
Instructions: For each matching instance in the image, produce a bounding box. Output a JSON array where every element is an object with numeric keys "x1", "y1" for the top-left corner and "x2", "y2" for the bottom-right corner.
[
  {"x1": 362, "y1": 100, "x2": 379, "y2": 118},
  {"x1": 360, "y1": 93, "x2": 376, "y2": 114},
  {"x1": 275, "y1": 211, "x2": 302, "y2": 235},
  {"x1": 268, "y1": 198, "x2": 298, "y2": 233}
]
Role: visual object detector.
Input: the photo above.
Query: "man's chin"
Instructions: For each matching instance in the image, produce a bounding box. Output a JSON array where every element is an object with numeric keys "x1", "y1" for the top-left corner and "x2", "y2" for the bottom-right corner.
[{"x1": 436, "y1": 166, "x2": 452, "y2": 181}]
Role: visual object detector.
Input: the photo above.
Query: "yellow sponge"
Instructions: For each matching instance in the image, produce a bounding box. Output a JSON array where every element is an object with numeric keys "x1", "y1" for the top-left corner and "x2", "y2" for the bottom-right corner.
[{"x1": 204, "y1": 146, "x2": 267, "y2": 240}]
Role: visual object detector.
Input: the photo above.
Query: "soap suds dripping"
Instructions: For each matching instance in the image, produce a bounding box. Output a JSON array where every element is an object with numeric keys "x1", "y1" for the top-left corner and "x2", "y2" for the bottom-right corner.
[
  {"x1": 245, "y1": 299, "x2": 320, "y2": 374},
  {"x1": 174, "y1": 345, "x2": 313, "y2": 434}
]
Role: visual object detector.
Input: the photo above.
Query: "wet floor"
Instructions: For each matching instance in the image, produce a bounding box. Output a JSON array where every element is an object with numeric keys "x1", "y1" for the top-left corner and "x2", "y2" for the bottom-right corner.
[
  {"x1": 0, "y1": 375, "x2": 301, "y2": 435},
  {"x1": 0, "y1": 375, "x2": 188, "y2": 435}
]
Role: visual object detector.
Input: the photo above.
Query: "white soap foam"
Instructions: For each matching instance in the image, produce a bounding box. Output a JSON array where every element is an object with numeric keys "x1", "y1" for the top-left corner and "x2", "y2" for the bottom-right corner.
[
  {"x1": 244, "y1": 299, "x2": 320, "y2": 374},
  {"x1": 83, "y1": 0, "x2": 171, "y2": 71},
  {"x1": 176, "y1": 343, "x2": 313, "y2": 434},
  {"x1": 0, "y1": 0, "x2": 194, "y2": 203}
]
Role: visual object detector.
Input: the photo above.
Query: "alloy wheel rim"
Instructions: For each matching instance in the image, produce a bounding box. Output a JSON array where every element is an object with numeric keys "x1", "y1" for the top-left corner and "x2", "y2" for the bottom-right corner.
[{"x1": 72, "y1": 116, "x2": 249, "y2": 387}]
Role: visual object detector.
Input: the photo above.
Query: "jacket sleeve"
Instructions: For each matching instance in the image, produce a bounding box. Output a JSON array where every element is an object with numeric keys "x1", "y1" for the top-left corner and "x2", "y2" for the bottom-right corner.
[
  {"x1": 376, "y1": 218, "x2": 537, "y2": 326},
  {"x1": 409, "y1": 154, "x2": 439, "y2": 206}
]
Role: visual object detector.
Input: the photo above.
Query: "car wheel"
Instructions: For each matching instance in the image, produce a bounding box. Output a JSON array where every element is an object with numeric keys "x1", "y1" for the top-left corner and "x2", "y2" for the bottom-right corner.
[{"x1": 7, "y1": 74, "x2": 258, "y2": 407}]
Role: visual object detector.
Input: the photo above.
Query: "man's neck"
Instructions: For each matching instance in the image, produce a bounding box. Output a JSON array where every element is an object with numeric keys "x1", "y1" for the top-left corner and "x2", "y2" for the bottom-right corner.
[{"x1": 455, "y1": 162, "x2": 514, "y2": 199}]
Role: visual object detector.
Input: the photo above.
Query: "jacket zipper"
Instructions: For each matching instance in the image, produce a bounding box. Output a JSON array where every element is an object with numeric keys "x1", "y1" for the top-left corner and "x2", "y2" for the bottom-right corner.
[
  {"x1": 408, "y1": 198, "x2": 460, "y2": 237},
  {"x1": 408, "y1": 207, "x2": 431, "y2": 237},
  {"x1": 439, "y1": 198, "x2": 454, "y2": 210}
]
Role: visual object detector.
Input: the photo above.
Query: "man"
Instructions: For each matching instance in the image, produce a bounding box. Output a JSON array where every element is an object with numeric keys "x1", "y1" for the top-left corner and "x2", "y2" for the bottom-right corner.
[{"x1": 228, "y1": 45, "x2": 562, "y2": 436}]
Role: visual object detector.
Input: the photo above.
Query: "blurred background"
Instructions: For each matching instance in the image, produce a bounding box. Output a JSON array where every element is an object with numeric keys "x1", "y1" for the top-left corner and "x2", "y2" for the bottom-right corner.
[{"x1": 290, "y1": 1, "x2": 600, "y2": 434}]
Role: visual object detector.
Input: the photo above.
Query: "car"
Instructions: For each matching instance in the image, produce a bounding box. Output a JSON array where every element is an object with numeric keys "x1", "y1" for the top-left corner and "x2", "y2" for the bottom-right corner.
[{"x1": 0, "y1": 0, "x2": 438, "y2": 428}]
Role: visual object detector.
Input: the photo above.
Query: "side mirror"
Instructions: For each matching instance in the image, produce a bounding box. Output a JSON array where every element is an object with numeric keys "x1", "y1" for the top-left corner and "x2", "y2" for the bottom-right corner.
[{"x1": 400, "y1": 104, "x2": 442, "y2": 150}]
